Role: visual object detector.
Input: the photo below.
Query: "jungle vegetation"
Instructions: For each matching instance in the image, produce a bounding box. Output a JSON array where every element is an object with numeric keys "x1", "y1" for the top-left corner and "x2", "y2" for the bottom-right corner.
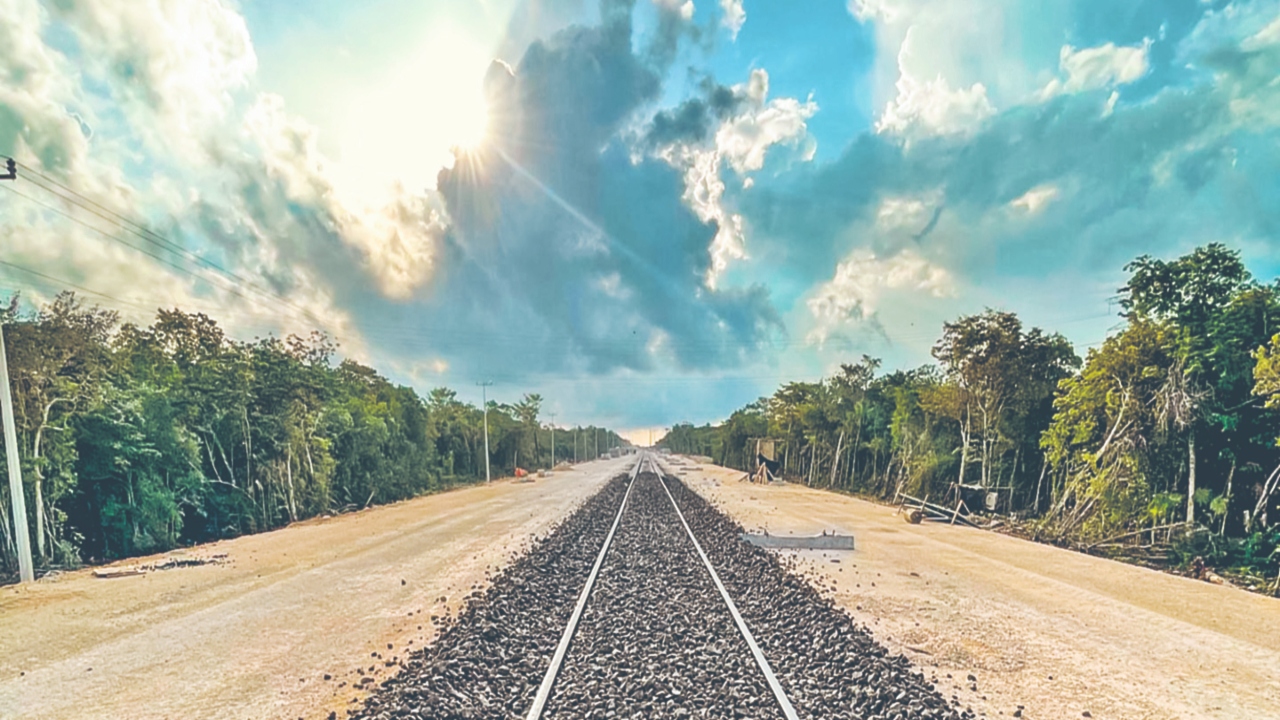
[
  {"x1": 0, "y1": 298, "x2": 621, "y2": 574},
  {"x1": 660, "y1": 244, "x2": 1280, "y2": 589}
]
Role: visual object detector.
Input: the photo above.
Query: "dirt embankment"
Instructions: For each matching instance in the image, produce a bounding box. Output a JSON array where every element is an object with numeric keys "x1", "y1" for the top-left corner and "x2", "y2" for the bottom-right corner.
[
  {"x1": 676, "y1": 462, "x2": 1280, "y2": 720},
  {"x1": 0, "y1": 459, "x2": 628, "y2": 720}
]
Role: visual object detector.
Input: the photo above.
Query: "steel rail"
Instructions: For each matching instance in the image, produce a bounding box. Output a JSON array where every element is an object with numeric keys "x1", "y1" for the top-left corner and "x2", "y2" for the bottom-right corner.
[
  {"x1": 524, "y1": 455, "x2": 644, "y2": 720},
  {"x1": 653, "y1": 458, "x2": 801, "y2": 720}
]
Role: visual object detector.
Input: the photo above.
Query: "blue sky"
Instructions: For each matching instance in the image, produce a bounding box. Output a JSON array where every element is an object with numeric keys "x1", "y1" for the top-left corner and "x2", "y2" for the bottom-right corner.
[{"x1": 2, "y1": 0, "x2": 1278, "y2": 440}]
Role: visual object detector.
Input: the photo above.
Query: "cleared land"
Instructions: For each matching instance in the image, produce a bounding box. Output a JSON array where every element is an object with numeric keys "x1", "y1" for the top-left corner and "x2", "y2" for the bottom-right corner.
[
  {"x1": 0, "y1": 458, "x2": 626, "y2": 720},
  {"x1": 673, "y1": 460, "x2": 1280, "y2": 720},
  {"x1": 5, "y1": 453, "x2": 1277, "y2": 720}
]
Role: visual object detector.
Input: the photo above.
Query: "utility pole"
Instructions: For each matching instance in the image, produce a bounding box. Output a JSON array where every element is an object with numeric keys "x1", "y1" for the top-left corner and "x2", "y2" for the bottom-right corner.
[
  {"x1": 0, "y1": 160, "x2": 32, "y2": 583},
  {"x1": 1, "y1": 321, "x2": 34, "y2": 583},
  {"x1": 594, "y1": 427, "x2": 599, "y2": 459},
  {"x1": 477, "y1": 381, "x2": 493, "y2": 483},
  {"x1": 549, "y1": 413, "x2": 556, "y2": 469}
]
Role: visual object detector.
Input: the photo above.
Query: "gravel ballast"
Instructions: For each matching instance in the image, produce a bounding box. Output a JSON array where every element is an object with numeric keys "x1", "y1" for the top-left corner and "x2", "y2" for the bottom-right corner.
[
  {"x1": 543, "y1": 471, "x2": 783, "y2": 719},
  {"x1": 350, "y1": 461, "x2": 974, "y2": 720},
  {"x1": 661, "y1": 471, "x2": 975, "y2": 720}
]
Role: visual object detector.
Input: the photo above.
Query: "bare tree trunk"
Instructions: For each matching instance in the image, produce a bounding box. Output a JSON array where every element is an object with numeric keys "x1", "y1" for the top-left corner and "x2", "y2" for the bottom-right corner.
[
  {"x1": 285, "y1": 447, "x2": 298, "y2": 523},
  {"x1": 852, "y1": 417, "x2": 862, "y2": 484},
  {"x1": 31, "y1": 400, "x2": 61, "y2": 560},
  {"x1": 1186, "y1": 430, "x2": 1197, "y2": 526},
  {"x1": 1033, "y1": 453, "x2": 1048, "y2": 515},
  {"x1": 243, "y1": 407, "x2": 253, "y2": 496},
  {"x1": 829, "y1": 430, "x2": 844, "y2": 488},
  {"x1": 0, "y1": 489, "x2": 14, "y2": 560},
  {"x1": 958, "y1": 405, "x2": 970, "y2": 488},
  {"x1": 1250, "y1": 462, "x2": 1280, "y2": 531},
  {"x1": 32, "y1": 448, "x2": 44, "y2": 561},
  {"x1": 1221, "y1": 458, "x2": 1235, "y2": 535}
]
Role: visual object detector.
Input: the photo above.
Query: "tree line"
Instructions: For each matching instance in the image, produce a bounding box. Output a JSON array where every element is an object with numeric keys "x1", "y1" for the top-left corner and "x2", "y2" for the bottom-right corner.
[
  {"x1": 0, "y1": 296, "x2": 621, "y2": 574},
  {"x1": 661, "y1": 244, "x2": 1280, "y2": 585}
]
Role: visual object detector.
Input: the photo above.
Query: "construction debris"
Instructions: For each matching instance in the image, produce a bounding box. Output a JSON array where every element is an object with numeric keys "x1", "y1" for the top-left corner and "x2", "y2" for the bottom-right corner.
[
  {"x1": 92, "y1": 553, "x2": 228, "y2": 579},
  {"x1": 740, "y1": 532, "x2": 855, "y2": 550},
  {"x1": 895, "y1": 492, "x2": 979, "y2": 528}
]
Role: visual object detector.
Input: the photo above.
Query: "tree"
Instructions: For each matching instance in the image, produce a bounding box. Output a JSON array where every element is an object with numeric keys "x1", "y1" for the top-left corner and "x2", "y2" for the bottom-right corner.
[
  {"x1": 511, "y1": 394, "x2": 543, "y2": 468},
  {"x1": 1121, "y1": 243, "x2": 1253, "y2": 525},
  {"x1": 1042, "y1": 321, "x2": 1177, "y2": 539},
  {"x1": 933, "y1": 310, "x2": 1077, "y2": 496},
  {"x1": 3, "y1": 293, "x2": 117, "y2": 560}
]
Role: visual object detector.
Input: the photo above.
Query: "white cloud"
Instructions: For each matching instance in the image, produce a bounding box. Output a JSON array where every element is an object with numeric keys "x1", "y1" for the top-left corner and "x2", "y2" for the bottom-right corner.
[
  {"x1": 847, "y1": 0, "x2": 899, "y2": 22},
  {"x1": 715, "y1": 69, "x2": 819, "y2": 174},
  {"x1": 1, "y1": 0, "x2": 452, "y2": 361},
  {"x1": 875, "y1": 30, "x2": 995, "y2": 139},
  {"x1": 597, "y1": 272, "x2": 632, "y2": 300},
  {"x1": 53, "y1": 0, "x2": 257, "y2": 161},
  {"x1": 650, "y1": 68, "x2": 817, "y2": 288},
  {"x1": 876, "y1": 192, "x2": 941, "y2": 233},
  {"x1": 1102, "y1": 89, "x2": 1120, "y2": 117},
  {"x1": 851, "y1": 0, "x2": 1067, "y2": 121},
  {"x1": 1226, "y1": 13, "x2": 1280, "y2": 127},
  {"x1": 1009, "y1": 184, "x2": 1060, "y2": 214},
  {"x1": 241, "y1": 94, "x2": 448, "y2": 300},
  {"x1": 654, "y1": 0, "x2": 695, "y2": 21},
  {"x1": 1244, "y1": 14, "x2": 1280, "y2": 50},
  {"x1": 1040, "y1": 39, "x2": 1152, "y2": 99},
  {"x1": 660, "y1": 145, "x2": 746, "y2": 290},
  {"x1": 0, "y1": 0, "x2": 109, "y2": 190},
  {"x1": 806, "y1": 248, "x2": 954, "y2": 344},
  {"x1": 720, "y1": 0, "x2": 746, "y2": 39}
]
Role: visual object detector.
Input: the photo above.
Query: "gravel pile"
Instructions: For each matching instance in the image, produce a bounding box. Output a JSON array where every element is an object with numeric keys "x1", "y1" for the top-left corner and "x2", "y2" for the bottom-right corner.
[
  {"x1": 543, "y1": 471, "x2": 783, "y2": 719},
  {"x1": 662, "y1": 472, "x2": 975, "y2": 720},
  {"x1": 351, "y1": 464, "x2": 974, "y2": 720}
]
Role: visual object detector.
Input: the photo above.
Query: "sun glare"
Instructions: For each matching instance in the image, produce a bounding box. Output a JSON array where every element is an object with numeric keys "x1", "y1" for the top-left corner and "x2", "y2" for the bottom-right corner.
[{"x1": 335, "y1": 28, "x2": 491, "y2": 204}]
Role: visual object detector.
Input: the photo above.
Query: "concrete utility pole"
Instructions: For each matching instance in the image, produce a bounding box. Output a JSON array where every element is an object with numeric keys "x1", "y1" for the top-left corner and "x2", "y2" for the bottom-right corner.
[
  {"x1": 477, "y1": 381, "x2": 493, "y2": 483},
  {"x1": 0, "y1": 160, "x2": 32, "y2": 583},
  {"x1": 1, "y1": 322, "x2": 34, "y2": 583},
  {"x1": 549, "y1": 413, "x2": 556, "y2": 469}
]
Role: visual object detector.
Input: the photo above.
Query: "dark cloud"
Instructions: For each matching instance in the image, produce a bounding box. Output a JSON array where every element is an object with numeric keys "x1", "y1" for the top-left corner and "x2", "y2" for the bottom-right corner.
[
  {"x1": 643, "y1": 97, "x2": 713, "y2": 149},
  {"x1": 635, "y1": 76, "x2": 751, "y2": 152},
  {"x1": 421, "y1": 0, "x2": 781, "y2": 378}
]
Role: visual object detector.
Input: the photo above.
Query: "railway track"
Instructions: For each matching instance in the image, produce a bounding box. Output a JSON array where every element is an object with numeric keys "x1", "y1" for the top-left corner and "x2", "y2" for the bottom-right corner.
[
  {"x1": 532, "y1": 454, "x2": 797, "y2": 719},
  {"x1": 353, "y1": 454, "x2": 973, "y2": 719}
]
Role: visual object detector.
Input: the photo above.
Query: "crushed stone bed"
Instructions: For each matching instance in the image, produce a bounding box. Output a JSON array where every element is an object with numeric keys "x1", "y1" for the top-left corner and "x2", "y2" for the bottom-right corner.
[{"x1": 350, "y1": 465, "x2": 974, "y2": 720}]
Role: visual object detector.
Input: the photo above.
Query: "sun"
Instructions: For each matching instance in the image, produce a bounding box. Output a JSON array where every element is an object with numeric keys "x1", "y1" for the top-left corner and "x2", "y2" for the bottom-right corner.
[{"x1": 335, "y1": 27, "x2": 491, "y2": 202}]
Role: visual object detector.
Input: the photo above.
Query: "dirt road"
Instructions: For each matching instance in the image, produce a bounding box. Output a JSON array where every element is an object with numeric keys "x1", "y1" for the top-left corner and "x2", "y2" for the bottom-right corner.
[
  {"x1": 669, "y1": 460, "x2": 1280, "y2": 720},
  {"x1": 0, "y1": 458, "x2": 628, "y2": 720}
]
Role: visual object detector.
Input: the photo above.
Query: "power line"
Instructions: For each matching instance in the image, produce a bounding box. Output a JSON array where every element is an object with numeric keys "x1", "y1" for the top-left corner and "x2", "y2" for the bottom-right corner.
[
  {"x1": 4, "y1": 166, "x2": 1121, "y2": 354},
  {"x1": 10, "y1": 164, "x2": 342, "y2": 331},
  {"x1": 0, "y1": 182, "x2": 288, "y2": 315}
]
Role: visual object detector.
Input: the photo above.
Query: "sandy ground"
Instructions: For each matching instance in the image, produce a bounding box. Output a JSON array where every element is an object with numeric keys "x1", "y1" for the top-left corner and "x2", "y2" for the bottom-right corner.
[
  {"x1": 0, "y1": 457, "x2": 630, "y2": 720},
  {"x1": 663, "y1": 459, "x2": 1280, "y2": 720}
]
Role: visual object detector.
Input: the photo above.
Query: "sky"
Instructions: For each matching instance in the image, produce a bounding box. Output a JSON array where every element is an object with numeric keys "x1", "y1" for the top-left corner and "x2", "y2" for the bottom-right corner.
[{"x1": 1, "y1": 0, "x2": 1279, "y2": 440}]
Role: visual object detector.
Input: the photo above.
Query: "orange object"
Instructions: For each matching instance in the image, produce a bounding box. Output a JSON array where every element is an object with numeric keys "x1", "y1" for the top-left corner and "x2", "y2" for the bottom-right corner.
[{"x1": 514, "y1": 467, "x2": 528, "y2": 478}]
